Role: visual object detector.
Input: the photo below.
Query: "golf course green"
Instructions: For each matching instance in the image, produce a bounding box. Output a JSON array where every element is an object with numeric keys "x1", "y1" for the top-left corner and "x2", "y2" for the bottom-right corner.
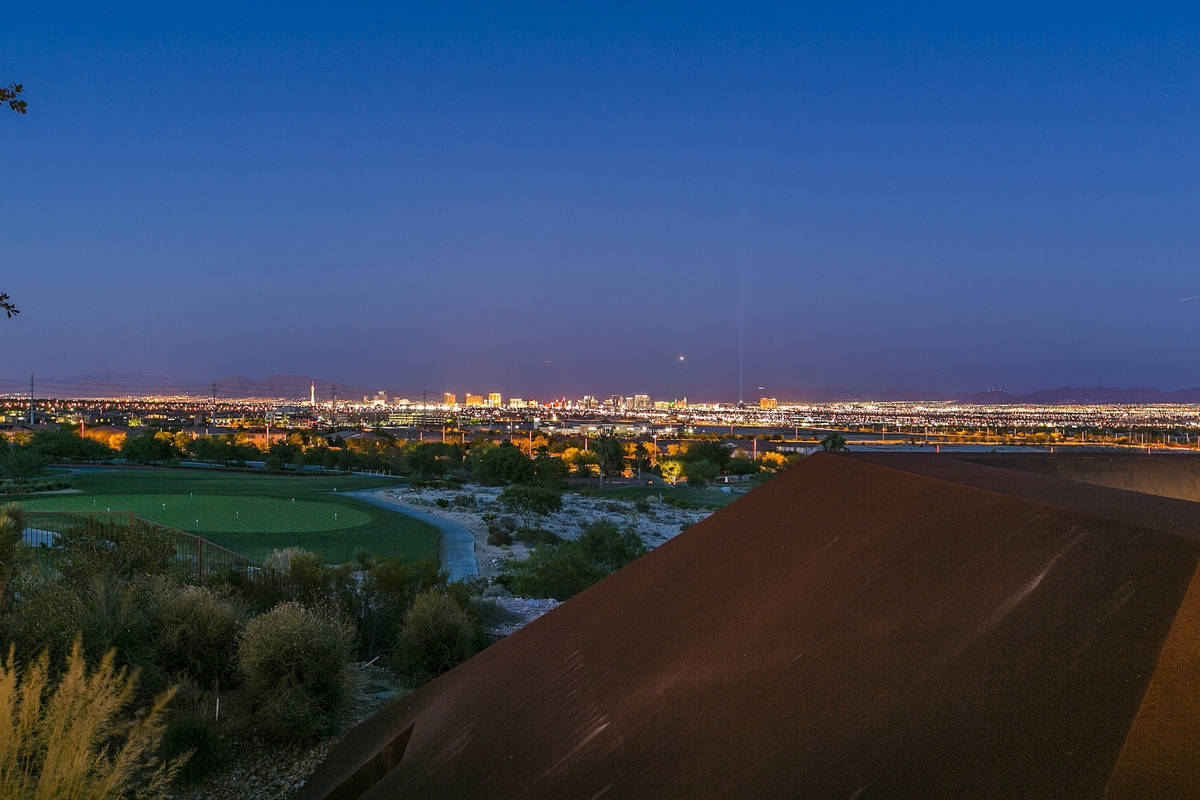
[{"x1": 16, "y1": 468, "x2": 438, "y2": 565}]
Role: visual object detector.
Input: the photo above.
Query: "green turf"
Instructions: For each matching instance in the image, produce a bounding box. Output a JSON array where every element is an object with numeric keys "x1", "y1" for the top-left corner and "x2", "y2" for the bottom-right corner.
[
  {"x1": 19, "y1": 494, "x2": 371, "y2": 533},
  {"x1": 14, "y1": 468, "x2": 438, "y2": 565}
]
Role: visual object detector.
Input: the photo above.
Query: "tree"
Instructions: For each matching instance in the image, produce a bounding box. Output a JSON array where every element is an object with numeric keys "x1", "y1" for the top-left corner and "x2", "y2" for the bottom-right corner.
[
  {"x1": 120, "y1": 431, "x2": 180, "y2": 464},
  {"x1": 569, "y1": 449, "x2": 598, "y2": 478},
  {"x1": 469, "y1": 442, "x2": 534, "y2": 485},
  {"x1": 726, "y1": 456, "x2": 759, "y2": 476},
  {"x1": 684, "y1": 459, "x2": 719, "y2": 486},
  {"x1": 533, "y1": 452, "x2": 569, "y2": 487},
  {"x1": 659, "y1": 457, "x2": 685, "y2": 485},
  {"x1": 2, "y1": 83, "x2": 25, "y2": 319},
  {"x1": 632, "y1": 441, "x2": 651, "y2": 479},
  {"x1": 593, "y1": 435, "x2": 626, "y2": 485},
  {"x1": 820, "y1": 432, "x2": 848, "y2": 452},
  {"x1": 499, "y1": 484, "x2": 564, "y2": 532},
  {"x1": 682, "y1": 440, "x2": 733, "y2": 472},
  {"x1": 0, "y1": 83, "x2": 26, "y2": 114},
  {"x1": 1, "y1": 446, "x2": 46, "y2": 480}
]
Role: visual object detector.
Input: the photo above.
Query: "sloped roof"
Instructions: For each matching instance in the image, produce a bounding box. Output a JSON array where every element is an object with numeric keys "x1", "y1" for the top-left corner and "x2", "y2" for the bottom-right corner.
[{"x1": 300, "y1": 453, "x2": 1200, "y2": 799}]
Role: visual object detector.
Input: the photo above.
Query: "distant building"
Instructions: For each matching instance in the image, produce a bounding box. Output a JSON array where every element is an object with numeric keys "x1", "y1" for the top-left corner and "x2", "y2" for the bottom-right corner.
[
  {"x1": 760, "y1": 397, "x2": 778, "y2": 410},
  {"x1": 488, "y1": 392, "x2": 502, "y2": 407},
  {"x1": 368, "y1": 390, "x2": 388, "y2": 406},
  {"x1": 465, "y1": 393, "x2": 484, "y2": 406},
  {"x1": 633, "y1": 394, "x2": 651, "y2": 410},
  {"x1": 509, "y1": 398, "x2": 526, "y2": 409},
  {"x1": 443, "y1": 392, "x2": 457, "y2": 406}
]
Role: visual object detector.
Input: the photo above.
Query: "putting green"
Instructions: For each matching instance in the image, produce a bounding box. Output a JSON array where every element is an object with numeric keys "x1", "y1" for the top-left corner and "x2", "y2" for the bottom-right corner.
[{"x1": 19, "y1": 494, "x2": 370, "y2": 534}]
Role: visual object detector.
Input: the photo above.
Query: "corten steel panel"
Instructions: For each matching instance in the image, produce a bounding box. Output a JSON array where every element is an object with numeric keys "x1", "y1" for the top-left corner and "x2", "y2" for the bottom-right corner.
[
  {"x1": 967, "y1": 452, "x2": 1200, "y2": 504},
  {"x1": 301, "y1": 455, "x2": 1200, "y2": 799},
  {"x1": 1105, "y1": 559, "x2": 1200, "y2": 798},
  {"x1": 849, "y1": 452, "x2": 1200, "y2": 538}
]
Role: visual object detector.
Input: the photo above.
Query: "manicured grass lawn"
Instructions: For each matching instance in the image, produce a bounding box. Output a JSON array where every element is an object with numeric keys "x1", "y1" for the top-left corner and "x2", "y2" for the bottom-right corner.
[
  {"x1": 19, "y1": 494, "x2": 371, "y2": 534},
  {"x1": 15, "y1": 468, "x2": 438, "y2": 565}
]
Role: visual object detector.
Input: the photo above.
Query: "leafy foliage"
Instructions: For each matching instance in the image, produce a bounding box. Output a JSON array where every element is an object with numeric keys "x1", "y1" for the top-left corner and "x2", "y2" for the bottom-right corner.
[
  {"x1": 153, "y1": 583, "x2": 243, "y2": 687},
  {"x1": 499, "y1": 520, "x2": 646, "y2": 600},
  {"x1": 120, "y1": 432, "x2": 181, "y2": 464},
  {"x1": 684, "y1": 459, "x2": 719, "y2": 486},
  {"x1": 593, "y1": 435, "x2": 626, "y2": 483},
  {"x1": 0, "y1": 448, "x2": 46, "y2": 481},
  {"x1": 468, "y1": 442, "x2": 535, "y2": 485},
  {"x1": 820, "y1": 432, "x2": 848, "y2": 452},
  {"x1": 499, "y1": 484, "x2": 563, "y2": 529},
  {"x1": 0, "y1": 82, "x2": 26, "y2": 114},
  {"x1": 682, "y1": 440, "x2": 733, "y2": 470},
  {"x1": 392, "y1": 589, "x2": 480, "y2": 683},
  {"x1": 238, "y1": 602, "x2": 354, "y2": 741},
  {"x1": 0, "y1": 504, "x2": 26, "y2": 608}
]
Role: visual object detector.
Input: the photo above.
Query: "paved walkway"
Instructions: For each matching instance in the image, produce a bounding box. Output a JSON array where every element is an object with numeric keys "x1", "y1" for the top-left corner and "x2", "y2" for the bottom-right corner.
[{"x1": 346, "y1": 489, "x2": 479, "y2": 582}]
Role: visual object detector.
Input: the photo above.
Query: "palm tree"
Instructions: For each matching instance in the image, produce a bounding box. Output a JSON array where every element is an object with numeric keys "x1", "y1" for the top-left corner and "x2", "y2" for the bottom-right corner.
[{"x1": 820, "y1": 432, "x2": 848, "y2": 452}]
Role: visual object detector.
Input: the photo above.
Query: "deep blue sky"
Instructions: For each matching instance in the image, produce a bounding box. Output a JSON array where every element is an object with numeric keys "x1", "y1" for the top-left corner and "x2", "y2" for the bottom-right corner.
[{"x1": 4, "y1": 3, "x2": 1200, "y2": 399}]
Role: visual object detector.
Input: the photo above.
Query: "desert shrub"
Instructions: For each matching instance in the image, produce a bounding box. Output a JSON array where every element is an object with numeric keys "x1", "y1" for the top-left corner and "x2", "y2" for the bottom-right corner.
[
  {"x1": 262, "y1": 547, "x2": 306, "y2": 573},
  {"x1": 1, "y1": 580, "x2": 90, "y2": 667},
  {"x1": 452, "y1": 493, "x2": 476, "y2": 508},
  {"x1": 154, "y1": 583, "x2": 243, "y2": 687},
  {"x1": 161, "y1": 708, "x2": 222, "y2": 783},
  {"x1": 354, "y1": 559, "x2": 447, "y2": 660},
  {"x1": 238, "y1": 602, "x2": 354, "y2": 741},
  {"x1": 0, "y1": 638, "x2": 183, "y2": 799},
  {"x1": 515, "y1": 527, "x2": 560, "y2": 546},
  {"x1": 353, "y1": 547, "x2": 376, "y2": 571},
  {"x1": 372, "y1": 559, "x2": 445, "y2": 607},
  {"x1": 56, "y1": 520, "x2": 175, "y2": 583},
  {"x1": 434, "y1": 497, "x2": 450, "y2": 508},
  {"x1": 577, "y1": 520, "x2": 647, "y2": 572},
  {"x1": 263, "y1": 548, "x2": 356, "y2": 608},
  {"x1": 0, "y1": 503, "x2": 26, "y2": 606},
  {"x1": 498, "y1": 543, "x2": 602, "y2": 600},
  {"x1": 393, "y1": 589, "x2": 479, "y2": 683},
  {"x1": 500, "y1": 521, "x2": 646, "y2": 600},
  {"x1": 634, "y1": 498, "x2": 651, "y2": 513},
  {"x1": 486, "y1": 527, "x2": 513, "y2": 547},
  {"x1": 499, "y1": 484, "x2": 563, "y2": 530}
]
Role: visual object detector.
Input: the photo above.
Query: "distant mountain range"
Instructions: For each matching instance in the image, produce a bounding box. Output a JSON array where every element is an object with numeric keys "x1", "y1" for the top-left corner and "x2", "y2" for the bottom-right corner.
[
  {"x1": 15, "y1": 374, "x2": 1200, "y2": 405},
  {"x1": 786, "y1": 385, "x2": 1200, "y2": 405},
  {"x1": 955, "y1": 386, "x2": 1200, "y2": 405},
  {"x1": 29, "y1": 373, "x2": 372, "y2": 401}
]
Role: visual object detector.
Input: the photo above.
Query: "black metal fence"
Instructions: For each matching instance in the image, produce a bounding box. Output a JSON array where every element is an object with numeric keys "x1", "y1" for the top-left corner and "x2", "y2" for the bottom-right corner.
[{"x1": 22, "y1": 510, "x2": 271, "y2": 582}]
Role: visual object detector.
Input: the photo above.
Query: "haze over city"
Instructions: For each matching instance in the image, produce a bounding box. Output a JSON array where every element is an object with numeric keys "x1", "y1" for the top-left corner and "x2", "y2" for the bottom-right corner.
[{"x1": 5, "y1": 4, "x2": 1200, "y2": 396}]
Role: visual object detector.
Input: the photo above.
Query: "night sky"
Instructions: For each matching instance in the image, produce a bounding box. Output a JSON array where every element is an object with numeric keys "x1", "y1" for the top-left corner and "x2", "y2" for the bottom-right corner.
[{"x1": 4, "y1": 4, "x2": 1200, "y2": 400}]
